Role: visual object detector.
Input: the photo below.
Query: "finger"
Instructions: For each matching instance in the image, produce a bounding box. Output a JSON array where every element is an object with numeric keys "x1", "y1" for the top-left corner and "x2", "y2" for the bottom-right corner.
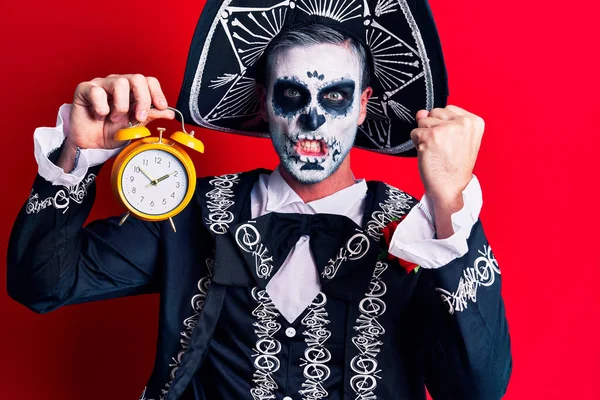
[
  {"x1": 429, "y1": 107, "x2": 459, "y2": 121},
  {"x1": 146, "y1": 77, "x2": 169, "y2": 109},
  {"x1": 97, "y1": 77, "x2": 131, "y2": 122},
  {"x1": 87, "y1": 85, "x2": 110, "y2": 119},
  {"x1": 445, "y1": 104, "x2": 470, "y2": 116},
  {"x1": 410, "y1": 127, "x2": 430, "y2": 151},
  {"x1": 447, "y1": 106, "x2": 485, "y2": 135},
  {"x1": 417, "y1": 116, "x2": 445, "y2": 129},
  {"x1": 127, "y1": 74, "x2": 152, "y2": 122},
  {"x1": 415, "y1": 109, "x2": 429, "y2": 121},
  {"x1": 73, "y1": 82, "x2": 110, "y2": 118}
]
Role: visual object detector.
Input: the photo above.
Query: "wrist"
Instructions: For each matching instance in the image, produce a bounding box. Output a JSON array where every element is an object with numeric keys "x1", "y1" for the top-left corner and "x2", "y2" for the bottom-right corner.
[
  {"x1": 432, "y1": 193, "x2": 464, "y2": 239},
  {"x1": 56, "y1": 139, "x2": 80, "y2": 173}
]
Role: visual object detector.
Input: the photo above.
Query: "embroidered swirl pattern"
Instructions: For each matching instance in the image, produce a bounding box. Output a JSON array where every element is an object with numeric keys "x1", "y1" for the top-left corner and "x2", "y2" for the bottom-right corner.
[
  {"x1": 145, "y1": 258, "x2": 214, "y2": 400},
  {"x1": 250, "y1": 287, "x2": 282, "y2": 400},
  {"x1": 299, "y1": 292, "x2": 332, "y2": 399},
  {"x1": 322, "y1": 232, "x2": 371, "y2": 280},
  {"x1": 350, "y1": 260, "x2": 388, "y2": 399},
  {"x1": 236, "y1": 222, "x2": 275, "y2": 279},
  {"x1": 205, "y1": 173, "x2": 240, "y2": 234},
  {"x1": 436, "y1": 245, "x2": 500, "y2": 314},
  {"x1": 366, "y1": 185, "x2": 413, "y2": 240},
  {"x1": 142, "y1": 173, "x2": 240, "y2": 399},
  {"x1": 26, "y1": 173, "x2": 97, "y2": 214}
]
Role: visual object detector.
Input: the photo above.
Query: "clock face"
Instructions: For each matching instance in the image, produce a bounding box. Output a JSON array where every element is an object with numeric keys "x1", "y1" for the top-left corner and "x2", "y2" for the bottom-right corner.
[{"x1": 120, "y1": 149, "x2": 189, "y2": 216}]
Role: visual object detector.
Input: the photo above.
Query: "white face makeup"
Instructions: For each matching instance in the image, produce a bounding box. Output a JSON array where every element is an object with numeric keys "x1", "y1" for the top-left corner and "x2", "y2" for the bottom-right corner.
[{"x1": 265, "y1": 43, "x2": 363, "y2": 184}]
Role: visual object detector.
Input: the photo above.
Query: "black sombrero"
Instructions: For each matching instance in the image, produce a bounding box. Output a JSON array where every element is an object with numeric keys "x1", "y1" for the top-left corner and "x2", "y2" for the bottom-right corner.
[{"x1": 176, "y1": 0, "x2": 448, "y2": 157}]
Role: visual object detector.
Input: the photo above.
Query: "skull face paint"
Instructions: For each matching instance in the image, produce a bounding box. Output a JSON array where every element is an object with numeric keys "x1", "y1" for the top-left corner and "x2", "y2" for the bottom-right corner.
[{"x1": 265, "y1": 43, "x2": 363, "y2": 184}]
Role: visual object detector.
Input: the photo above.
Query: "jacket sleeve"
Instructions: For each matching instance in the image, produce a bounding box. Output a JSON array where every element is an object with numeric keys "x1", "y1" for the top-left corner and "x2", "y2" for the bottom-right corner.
[
  {"x1": 7, "y1": 163, "x2": 162, "y2": 314},
  {"x1": 411, "y1": 219, "x2": 512, "y2": 399}
]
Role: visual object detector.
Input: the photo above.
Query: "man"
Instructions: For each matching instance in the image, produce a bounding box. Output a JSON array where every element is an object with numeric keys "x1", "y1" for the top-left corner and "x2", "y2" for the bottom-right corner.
[{"x1": 7, "y1": 9, "x2": 511, "y2": 400}]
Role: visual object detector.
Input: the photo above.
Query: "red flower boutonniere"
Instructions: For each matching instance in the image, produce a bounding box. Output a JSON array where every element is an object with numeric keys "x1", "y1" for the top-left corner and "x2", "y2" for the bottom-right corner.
[{"x1": 380, "y1": 216, "x2": 421, "y2": 275}]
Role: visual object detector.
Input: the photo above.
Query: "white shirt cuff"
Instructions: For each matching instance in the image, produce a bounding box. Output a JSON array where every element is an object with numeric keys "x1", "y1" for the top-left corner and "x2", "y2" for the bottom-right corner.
[
  {"x1": 388, "y1": 175, "x2": 483, "y2": 269},
  {"x1": 34, "y1": 103, "x2": 125, "y2": 186}
]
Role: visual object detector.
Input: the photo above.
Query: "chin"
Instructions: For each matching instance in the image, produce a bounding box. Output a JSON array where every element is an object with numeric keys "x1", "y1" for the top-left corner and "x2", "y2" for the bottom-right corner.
[{"x1": 284, "y1": 166, "x2": 330, "y2": 184}]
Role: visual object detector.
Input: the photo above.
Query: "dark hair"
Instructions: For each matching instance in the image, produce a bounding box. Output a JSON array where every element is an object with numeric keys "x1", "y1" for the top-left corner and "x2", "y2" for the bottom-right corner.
[{"x1": 255, "y1": 23, "x2": 372, "y2": 91}]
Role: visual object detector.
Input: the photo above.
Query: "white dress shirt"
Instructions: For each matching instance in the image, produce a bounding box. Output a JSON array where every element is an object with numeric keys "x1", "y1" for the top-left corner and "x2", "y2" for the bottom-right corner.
[{"x1": 34, "y1": 104, "x2": 483, "y2": 322}]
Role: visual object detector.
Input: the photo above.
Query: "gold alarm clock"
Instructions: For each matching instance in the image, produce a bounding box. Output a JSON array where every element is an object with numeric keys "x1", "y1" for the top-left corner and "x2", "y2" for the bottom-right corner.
[{"x1": 110, "y1": 107, "x2": 204, "y2": 232}]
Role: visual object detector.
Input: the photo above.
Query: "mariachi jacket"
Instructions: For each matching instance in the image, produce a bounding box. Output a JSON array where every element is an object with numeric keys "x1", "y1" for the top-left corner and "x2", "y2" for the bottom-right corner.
[{"x1": 7, "y1": 166, "x2": 512, "y2": 400}]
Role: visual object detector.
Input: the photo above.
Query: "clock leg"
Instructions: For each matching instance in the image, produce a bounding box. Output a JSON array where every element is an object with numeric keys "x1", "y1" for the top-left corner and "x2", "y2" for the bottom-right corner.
[
  {"x1": 169, "y1": 217, "x2": 177, "y2": 233},
  {"x1": 119, "y1": 212, "x2": 131, "y2": 226}
]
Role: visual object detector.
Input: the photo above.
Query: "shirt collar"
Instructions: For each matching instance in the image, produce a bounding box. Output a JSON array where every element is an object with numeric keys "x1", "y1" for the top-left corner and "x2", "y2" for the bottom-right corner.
[{"x1": 265, "y1": 166, "x2": 368, "y2": 216}]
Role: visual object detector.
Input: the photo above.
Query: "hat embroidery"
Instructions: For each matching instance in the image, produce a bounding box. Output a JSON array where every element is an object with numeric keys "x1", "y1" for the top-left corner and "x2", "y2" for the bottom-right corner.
[{"x1": 181, "y1": 0, "x2": 445, "y2": 155}]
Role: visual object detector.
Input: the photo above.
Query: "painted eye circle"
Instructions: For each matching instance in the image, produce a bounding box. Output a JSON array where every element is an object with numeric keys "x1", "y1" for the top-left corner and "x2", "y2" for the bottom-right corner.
[
  {"x1": 324, "y1": 92, "x2": 344, "y2": 102},
  {"x1": 283, "y1": 88, "x2": 301, "y2": 98}
]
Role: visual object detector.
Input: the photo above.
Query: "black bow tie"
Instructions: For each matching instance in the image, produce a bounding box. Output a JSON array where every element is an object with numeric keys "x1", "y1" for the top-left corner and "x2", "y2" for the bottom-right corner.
[{"x1": 219, "y1": 212, "x2": 380, "y2": 301}]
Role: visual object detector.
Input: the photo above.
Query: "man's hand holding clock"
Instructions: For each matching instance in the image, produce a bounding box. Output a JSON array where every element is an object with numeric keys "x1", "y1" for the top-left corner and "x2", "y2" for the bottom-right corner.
[{"x1": 57, "y1": 74, "x2": 175, "y2": 172}]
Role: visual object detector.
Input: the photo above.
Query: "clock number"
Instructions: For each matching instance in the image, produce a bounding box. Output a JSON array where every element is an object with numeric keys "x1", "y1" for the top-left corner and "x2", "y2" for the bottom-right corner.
[
  {"x1": 155, "y1": 157, "x2": 162, "y2": 164},
  {"x1": 162, "y1": 198, "x2": 167, "y2": 205},
  {"x1": 132, "y1": 187, "x2": 137, "y2": 194},
  {"x1": 140, "y1": 196, "x2": 144, "y2": 202},
  {"x1": 130, "y1": 176, "x2": 134, "y2": 182},
  {"x1": 171, "y1": 192, "x2": 175, "y2": 198},
  {"x1": 150, "y1": 201, "x2": 155, "y2": 207},
  {"x1": 142, "y1": 159, "x2": 148, "y2": 166},
  {"x1": 134, "y1": 166, "x2": 140, "y2": 173},
  {"x1": 173, "y1": 171, "x2": 178, "y2": 177},
  {"x1": 176, "y1": 182, "x2": 181, "y2": 188},
  {"x1": 168, "y1": 161, "x2": 171, "y2": 168}
]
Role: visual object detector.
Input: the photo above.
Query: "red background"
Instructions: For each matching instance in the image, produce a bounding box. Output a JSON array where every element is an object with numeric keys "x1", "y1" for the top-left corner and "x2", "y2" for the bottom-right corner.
[{"x1": 1, "y1": 0, "x2": 599, "y2": 398}]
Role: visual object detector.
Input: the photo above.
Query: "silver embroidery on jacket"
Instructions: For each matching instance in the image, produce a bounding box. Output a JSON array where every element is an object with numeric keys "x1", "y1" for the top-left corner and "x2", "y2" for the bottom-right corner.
[
  {"x1": 322, "y1": 232, "x2": 371, "y2": 280},
  {"x1": 350, "y1": 260, "x2": 388, "y2": 399},
  {"x1": 250, "y1": 287, "x2": 282, "y2": 399},
  {"x1": 26, "y1": 173, "x2": 96, "y2": 214},
  {"x1": 146, "y1": 174, "x2": 242, "y2": 399},
  {"x1": 436, "y1": 245, "x2": 500, "y2": 314},
  {"x1": 366, "y1": 184, "x2": 413, "y2": 240},
  {"x1": 299, "y1": 292, "x2": 332, "y2": 399},
  {"x1": 205, "y1": 173, "x2": 240, "y2": 234},
  {"x1": 236, "y1": 222, "x2": 275, "y2": 279},
  {"x1": 144, "y1": 258, "x2": 214, "y2": 400}
]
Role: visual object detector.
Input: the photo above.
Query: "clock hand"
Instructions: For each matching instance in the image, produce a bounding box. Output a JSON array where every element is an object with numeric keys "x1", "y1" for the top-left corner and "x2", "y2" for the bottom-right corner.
[
  {"x1": 154, "y1": 171, "x2": 175, "y2": 184},
  {"x1": 145, "y1": 171, "x2": 175, "y2": 188},
  {"x1": 139, "y1": 167, "x2": 157, "y2": 184}
]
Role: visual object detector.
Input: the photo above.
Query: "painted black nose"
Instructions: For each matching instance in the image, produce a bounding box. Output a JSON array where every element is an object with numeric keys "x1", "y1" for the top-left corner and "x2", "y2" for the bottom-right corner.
[{"x1": 299, "y1": 107, "x2": 326, "y2": 131}]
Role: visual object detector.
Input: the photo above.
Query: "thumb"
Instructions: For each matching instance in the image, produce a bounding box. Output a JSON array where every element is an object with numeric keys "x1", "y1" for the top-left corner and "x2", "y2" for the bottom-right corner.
[
  {"x1": 415, "y1": 109, "x2": 429, "y2": 121},
  {"x1": 142, "y1": 108, "x2": 176, "y2": 126}
]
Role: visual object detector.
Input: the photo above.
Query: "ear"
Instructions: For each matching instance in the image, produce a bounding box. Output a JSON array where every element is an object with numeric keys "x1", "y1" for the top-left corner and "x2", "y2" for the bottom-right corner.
[
  {"x1": 256, "y1": 84, "x2": 268, "y2": 122},
  {"x1": 357, "y1": 86, "x2": 373, "y2": 126}
]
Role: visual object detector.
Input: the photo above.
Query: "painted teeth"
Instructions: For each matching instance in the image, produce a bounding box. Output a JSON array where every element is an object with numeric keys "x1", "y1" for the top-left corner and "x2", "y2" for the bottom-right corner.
[
  {"x1": 300, "y1": 154, "x2": 328, "y2": 163},
  {"x1": 315, "y1": 135, "x2": 323, "y2": 140},
  {"x1": 299, "y1": 139, "x2": 323, "y2": 154},
  {"x1": 298, "y1": 134, "x2": 307, "y2": 140}
]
